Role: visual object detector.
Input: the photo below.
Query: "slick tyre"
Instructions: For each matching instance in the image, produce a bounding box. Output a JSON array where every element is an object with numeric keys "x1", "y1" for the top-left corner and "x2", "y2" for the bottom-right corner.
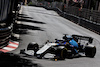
[
  {"x1": 27, "y1": 42, "x2": 39, "y2": 55},
  {"x1": 60, "y1": 48, "x2": 67, "y2": 60},
  {"x1": 85, "y1": 45, "x2": 96, "y2": 58}
]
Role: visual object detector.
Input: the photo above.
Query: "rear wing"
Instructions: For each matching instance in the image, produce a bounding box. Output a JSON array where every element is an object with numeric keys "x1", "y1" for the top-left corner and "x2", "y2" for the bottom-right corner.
[{"x1": 72, "y1": 35, "x2": 93, "y2": 44}]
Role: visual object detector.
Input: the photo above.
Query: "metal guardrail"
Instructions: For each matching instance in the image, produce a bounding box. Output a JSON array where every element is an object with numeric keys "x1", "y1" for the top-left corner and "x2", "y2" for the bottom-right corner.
[
  {"x1": 64, "y1": 6, "x2": 100, "y2": 24},
  {"x1": 63, "y1": 6, "x2": 100, "y2": 34},
  {"x1": 34, "y1": 2, "x2": 100, "y2": 24},
  {"x1": 31, "y1": 1, "x2": 100, "y2": 34}
]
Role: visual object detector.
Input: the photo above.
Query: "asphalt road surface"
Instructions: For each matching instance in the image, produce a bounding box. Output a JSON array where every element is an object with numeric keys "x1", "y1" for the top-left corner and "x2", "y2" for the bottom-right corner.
[{"x1": 11, "y1": 6, "x2": 100, "y2": 67}]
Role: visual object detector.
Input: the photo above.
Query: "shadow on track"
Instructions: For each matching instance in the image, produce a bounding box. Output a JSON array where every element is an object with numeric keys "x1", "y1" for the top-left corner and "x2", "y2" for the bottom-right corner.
[
  {"x1": 12, "y1": 23, "x2": 44, "y2": 41},
  {"x1": 0, "y1": 52, "x2": 42, "y2": 67},
  {"x1": 18, "y1": 14, "x2": 45, "y2": 24},
  {"x1": 16, "y1": 24, "x2": 44, "y2": 31},
  {"x1": 13, "y1": 29, "x2": 28, "y2": 34},
  {"x1": 18, "y1": 18, "x2": 46, "y2": 24},
  {"x1": 18, "y1": 14, "x2": 33, "y2": 19}
]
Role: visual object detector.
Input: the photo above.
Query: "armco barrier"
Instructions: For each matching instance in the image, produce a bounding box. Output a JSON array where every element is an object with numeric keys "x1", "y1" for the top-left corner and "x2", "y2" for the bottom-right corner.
[
  {"x1": 63, "y1": 12, "x2": 100, "y2": 34},
  {"x1": 33, "y1": 1, "x2": 100, "y2": 35},
  {"x1": 80, "y1": 18, "x2": 100, "y2": 34}
]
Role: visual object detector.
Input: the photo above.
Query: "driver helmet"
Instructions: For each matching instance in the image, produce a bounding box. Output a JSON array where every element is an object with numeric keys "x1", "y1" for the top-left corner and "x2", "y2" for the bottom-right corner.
[{"x1": 66, "y1": 35, "x2": 73, "y2": 40}]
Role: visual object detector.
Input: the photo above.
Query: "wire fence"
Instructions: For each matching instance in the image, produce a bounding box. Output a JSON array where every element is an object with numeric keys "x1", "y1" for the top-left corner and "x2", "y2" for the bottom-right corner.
[
  {"x1": 33, "y1": 1, "x2": 100, "y2": 24},
  {"x1": 31, "y1": 1, "x2": 100, "y2": 34},
  {"x1": 64, "y1": 6, "x2": 100, "y2": 24}
]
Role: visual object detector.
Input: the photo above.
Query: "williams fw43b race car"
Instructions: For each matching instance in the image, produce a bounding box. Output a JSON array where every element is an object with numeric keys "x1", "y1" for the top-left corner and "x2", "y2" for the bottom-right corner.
[{"x1": 20, "y1": 34, "x2": 96, "y2": 60}]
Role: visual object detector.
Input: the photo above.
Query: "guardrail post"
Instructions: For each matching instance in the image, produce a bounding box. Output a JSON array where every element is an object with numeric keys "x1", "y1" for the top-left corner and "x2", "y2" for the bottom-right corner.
[{"x1": 78, "y1": 8, "x2": 81, "y2": 25}]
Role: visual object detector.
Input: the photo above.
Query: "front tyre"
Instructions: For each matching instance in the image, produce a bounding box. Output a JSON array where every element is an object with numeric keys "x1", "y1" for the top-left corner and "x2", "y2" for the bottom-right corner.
[
  {"x1": 27, "y1": 42, "x2": 39, "y2": 55},
  {"x1": 55, "y1": 48, "x2": 67, "y2": 60},
  {"x1": 60, "y1": 48, "x2": 67, "y2": 60}
]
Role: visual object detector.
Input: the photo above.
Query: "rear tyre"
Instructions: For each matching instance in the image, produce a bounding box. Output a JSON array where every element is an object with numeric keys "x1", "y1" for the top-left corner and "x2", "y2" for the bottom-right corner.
[{"x1": 85, "y1": 45, "x2": 96, "y2": 58}]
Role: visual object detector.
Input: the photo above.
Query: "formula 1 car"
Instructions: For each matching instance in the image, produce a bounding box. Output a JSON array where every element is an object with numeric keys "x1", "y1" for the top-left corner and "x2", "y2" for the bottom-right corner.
[{"x1": 20, "y1": 34, "x2": 96, "y2": 60}]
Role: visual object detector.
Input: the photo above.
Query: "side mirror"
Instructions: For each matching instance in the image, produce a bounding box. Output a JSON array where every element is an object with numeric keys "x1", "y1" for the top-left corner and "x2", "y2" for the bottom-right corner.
[
  {"x1": 45, "y1": 40, "x2": 49, "y2": 44},
  {"x1": 55, "y1": 39, "x2": 57, "y2": 40}
]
